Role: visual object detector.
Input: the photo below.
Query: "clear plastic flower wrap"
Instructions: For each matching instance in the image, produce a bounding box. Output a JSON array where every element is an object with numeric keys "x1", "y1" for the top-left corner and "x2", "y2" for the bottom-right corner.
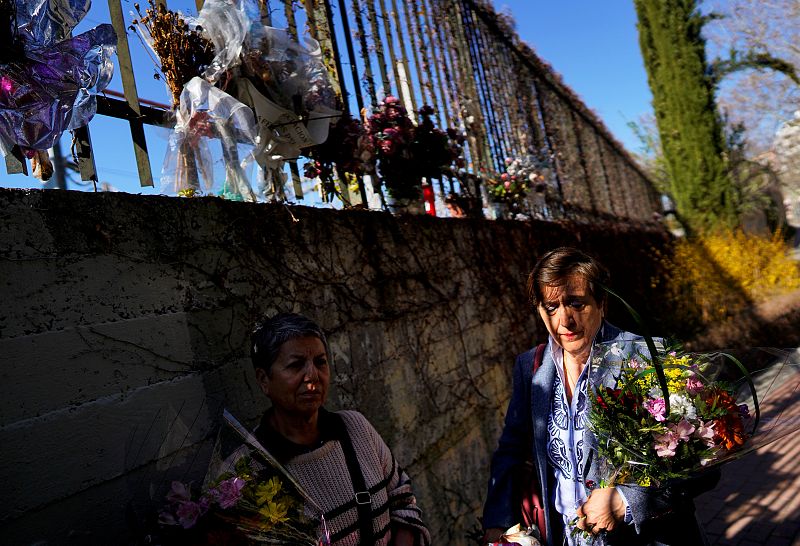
[
  {"x1": 162, "y1": 77, "x2": 258, "y2": 201},
  {"x1": 195, "y1": 0, "x2": 249, "y2": 83},
  {"x1": 585, "y1": 337, "x2": 763, "y2": 487},
  {"x1": 158, "y1": 410, "x2": 331, "y2": 545},
  {"x1": 241, "y1": 23, "x2": 336, "y2": 116},
  {"x1": 235, "y1": 8, "x2": 340, "y2": 170},
  {"x1": 0, "y1": 0, "x2": 116, "y2": 154}
]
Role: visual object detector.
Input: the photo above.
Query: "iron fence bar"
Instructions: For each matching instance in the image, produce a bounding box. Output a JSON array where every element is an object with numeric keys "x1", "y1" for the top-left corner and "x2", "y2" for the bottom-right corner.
[
  {"x1": 409, "y1": 0, "x2": 439, "y2": 121},
  {"x1": 533, "y1": 82, "x2": 567, "y2": 217},
  {"x1": 418, "y1": 0, "x2": 449, "y2": 127},
  {"x1": 569, "y1": 110, "x2": 599, "y2": 215},
  {"x1": 430, "y1": 1, "x2": 460, "y2": 127},
  {"x1": 365, "y1": 0, "x2": 392, "y2": 96},
  {"x1": 376, "y1": 0, "x2": 402, "y2": 105},
  {"x1": 321, "y1": 0, "x2": 351, "y2": 114},
  {"x1": 447, "y1": 0, "x2": 490, "y2": 174},
  {"x1": 458, "y1": 0, "x2": 506, "y2": 171},
  {"x1": 337, "y1": 0, "x2": 365, "y2": 115},
  {"x1": 402, "y1": 0, "x2": 431, "y2": 110},
  {"x1": 279, "y1": 1, "x2": 306, "y2": 200},
  {"x1": 388, "y1": 0, "x2": 418, "y2": 114},
  {"x1": 351, "y1": 0, "x2": 378, "y2": 108},
  {"x1": 284, "y1": 0, "x2": 299, "y2": 40},
  {"x1": 481, "y1": 25, "x2": 517, "y2": 161}
]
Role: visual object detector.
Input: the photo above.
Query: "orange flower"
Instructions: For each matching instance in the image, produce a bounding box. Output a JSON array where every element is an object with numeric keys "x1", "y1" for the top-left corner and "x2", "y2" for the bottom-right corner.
[
  {"x1": 704, "y1": 387, "x2": 747, "y2": 450},
  {"x1": 714, "y1": 413, "x2": 747, "y2": 450}
]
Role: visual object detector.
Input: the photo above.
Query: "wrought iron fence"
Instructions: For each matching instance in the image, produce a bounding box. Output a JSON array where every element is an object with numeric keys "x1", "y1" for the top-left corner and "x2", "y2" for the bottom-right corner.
[{"x1": 3, "y1": 0, "x2": 661, "y2": 222}]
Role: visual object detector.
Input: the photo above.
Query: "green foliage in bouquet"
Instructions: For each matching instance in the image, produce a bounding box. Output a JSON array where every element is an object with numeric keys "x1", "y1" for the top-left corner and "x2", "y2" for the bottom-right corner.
[{"x1": 588, "y1": 347, "x2": 751, "y2": 488}]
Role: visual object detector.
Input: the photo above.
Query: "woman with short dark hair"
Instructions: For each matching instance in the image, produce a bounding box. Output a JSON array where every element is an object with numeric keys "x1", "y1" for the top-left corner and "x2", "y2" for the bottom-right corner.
[{"x1": 250, "y1": 312, "x2": 430, "y2": 546}]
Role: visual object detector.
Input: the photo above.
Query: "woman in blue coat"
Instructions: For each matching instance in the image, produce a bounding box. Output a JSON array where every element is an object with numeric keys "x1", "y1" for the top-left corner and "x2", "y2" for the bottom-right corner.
[{"x1": 482, "y1": 247, "x2": 716, "y2": 546}]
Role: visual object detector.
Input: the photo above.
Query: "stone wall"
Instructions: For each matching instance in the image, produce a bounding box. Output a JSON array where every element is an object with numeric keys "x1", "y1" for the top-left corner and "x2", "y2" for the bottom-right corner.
[{"x1": 0, "y1": 188, "x2": 672, "y2": 544}]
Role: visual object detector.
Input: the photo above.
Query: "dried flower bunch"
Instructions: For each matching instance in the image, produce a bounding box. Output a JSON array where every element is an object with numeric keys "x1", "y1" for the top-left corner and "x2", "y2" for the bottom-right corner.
[{"x1": 131, "y1": 0, "x2": 215, "y2": 107}]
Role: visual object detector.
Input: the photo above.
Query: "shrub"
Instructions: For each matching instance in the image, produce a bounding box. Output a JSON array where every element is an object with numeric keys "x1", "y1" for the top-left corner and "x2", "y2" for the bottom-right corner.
[{"x1": 657, "y1": 229, "x2": 800, "y2": 328}]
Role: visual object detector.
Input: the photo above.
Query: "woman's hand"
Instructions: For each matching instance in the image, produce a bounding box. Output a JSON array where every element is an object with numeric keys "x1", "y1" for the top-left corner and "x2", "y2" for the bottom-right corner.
[
  {"x1": 482, "y1": 528, "x2": 505, "y2": 544},
  {"x1": 391, "y1": 525, "x2": 417, "y2": 546},
  {"x1": 575, "y1": 487, "x2": 626, "y2": 534}
]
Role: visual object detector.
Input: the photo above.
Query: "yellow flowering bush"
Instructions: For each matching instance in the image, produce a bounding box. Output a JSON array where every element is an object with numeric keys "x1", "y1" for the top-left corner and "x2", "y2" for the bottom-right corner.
[{"x1": 657, "y1": 229, "x2": 800, "y2": 325}]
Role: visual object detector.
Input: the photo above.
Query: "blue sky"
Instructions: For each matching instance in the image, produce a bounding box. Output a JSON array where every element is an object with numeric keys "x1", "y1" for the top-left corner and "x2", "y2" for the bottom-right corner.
[
  {"x1": 497, "y1": 1, "x2": 653, "y2": 153},
  {"x1": 2, "y1": 0, "x2": 654, "y2": 193}
]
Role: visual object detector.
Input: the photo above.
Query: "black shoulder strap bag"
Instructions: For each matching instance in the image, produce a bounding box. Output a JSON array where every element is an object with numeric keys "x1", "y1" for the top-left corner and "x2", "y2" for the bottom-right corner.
[{"x1": 333, "y1": 413, "x2": 376, "y2": 545}]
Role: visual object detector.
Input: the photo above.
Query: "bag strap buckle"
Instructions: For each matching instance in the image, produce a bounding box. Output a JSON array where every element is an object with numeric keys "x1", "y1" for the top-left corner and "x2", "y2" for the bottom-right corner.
[{"x1": 355, "y1": 491, "x2": 372, "y2": 505}]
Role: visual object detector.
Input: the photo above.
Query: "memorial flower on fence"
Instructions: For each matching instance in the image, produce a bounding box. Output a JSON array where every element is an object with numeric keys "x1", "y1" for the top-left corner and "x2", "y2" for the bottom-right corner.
[
  {"x1": 131, "y1": 0, "x2": 215, "y2": 109},
  {"x1": 366, "y1": 97, "x2": 464, "y2": 201},
  {"x1": 486, "y1": 155, "x2": 550, "y2": 208},
  {"x1": 303, "y1": 114, "x2": 371, "y2": 202},
  {"x1": 0, "y1": 0, "x2": 116, "y2": 179}
]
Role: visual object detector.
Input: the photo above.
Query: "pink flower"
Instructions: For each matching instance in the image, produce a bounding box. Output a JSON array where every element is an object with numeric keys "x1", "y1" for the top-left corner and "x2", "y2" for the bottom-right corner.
[
  {"x1": 384, "y1": 95, "x2": 399, "y2": 104},
  {"x1": 673, "y1": 419, "x2": 696, "y2": 442},
  {"x1": 166, "y1": 481, "x2": 191, "y2": 503},
  {"x1": 214, "y1": 477, "x2": 245, "y2": 509},
  {"x1": 694, "y1": 420, "x2": 716, "y2": 447},
  {"x1": 654, "y1": 430, "x2": 678, "y2": 457},
  {"x1": 175, "y1": 500, "x2": 207, "y2": 529},
  {"x1": 501, "y1": 173, "x2": 509, "y2": 181},
  {"x1": 686, "y1": 377, "x2": 704, "y2": 395},
  {"x1": 504, "y1": 181, "x2": 511, "y2": 189},
  {"x1": 644, "y1": 398, "x2": 667, "y2": 422}
]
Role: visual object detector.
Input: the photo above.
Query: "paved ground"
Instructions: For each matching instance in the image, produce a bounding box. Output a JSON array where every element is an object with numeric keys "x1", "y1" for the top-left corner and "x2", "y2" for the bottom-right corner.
[{"x1": 696, "y1": 354, "x2": 800, "y2": 546}]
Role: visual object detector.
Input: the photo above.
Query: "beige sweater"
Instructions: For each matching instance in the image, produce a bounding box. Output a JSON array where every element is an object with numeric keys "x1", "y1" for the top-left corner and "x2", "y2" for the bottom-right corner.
[{"x1": 285, "y1": 410, "x2": 430, "y2": 546}]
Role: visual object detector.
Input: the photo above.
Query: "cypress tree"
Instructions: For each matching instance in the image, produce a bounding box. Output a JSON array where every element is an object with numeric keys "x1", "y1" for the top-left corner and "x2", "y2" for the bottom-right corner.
[{"x1": 634, "y1": 0, "x2": 736, "y2": 233}]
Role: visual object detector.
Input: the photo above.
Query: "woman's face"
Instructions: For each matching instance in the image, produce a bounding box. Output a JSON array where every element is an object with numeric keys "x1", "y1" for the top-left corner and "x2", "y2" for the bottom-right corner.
[
  {"x1": 538, "y1": 274, "x2": 604, "y2": 361},
  {"x1": 256, "y1": 336, "x2": 330, "y2": 418}
]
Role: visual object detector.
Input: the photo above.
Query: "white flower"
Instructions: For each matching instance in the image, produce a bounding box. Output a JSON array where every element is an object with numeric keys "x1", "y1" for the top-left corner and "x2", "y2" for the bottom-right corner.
[
  {"x1": 669, "y1": 393, "x2": 697, "y2": 420},
  {"x1": 608, "y1": 343, "x2": 624, "y2": 357}
]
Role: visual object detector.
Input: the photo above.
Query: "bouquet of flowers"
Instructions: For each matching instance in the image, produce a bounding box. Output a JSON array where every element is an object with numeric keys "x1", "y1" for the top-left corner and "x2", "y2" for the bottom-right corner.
[
  {"x1": 302, "y1": 114, "x2": 371, "y2": 202},
  {"x1": 366, "y1": 98, "x2": 464, "y2": 202},
  {"x1": 158, "y1": 410, "x2": 330, "y2": 545},
  {"x1": 586, "y1": 340, "x2": 756, "y2": 489},
  {"x1": 486, "y1": 155, "x2": 550, "y2": 213}
]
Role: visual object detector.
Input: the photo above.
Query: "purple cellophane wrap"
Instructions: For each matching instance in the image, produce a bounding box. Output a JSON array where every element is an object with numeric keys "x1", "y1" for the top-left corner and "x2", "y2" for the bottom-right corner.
[{"x1": 0, "y1": 0, "x2": 116, "y2": 153}]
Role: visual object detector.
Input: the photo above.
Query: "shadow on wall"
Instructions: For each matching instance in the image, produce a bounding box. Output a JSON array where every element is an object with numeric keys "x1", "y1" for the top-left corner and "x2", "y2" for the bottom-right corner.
[{"x1": 0, "y1": 188, "x2": 675, "y2": 545}]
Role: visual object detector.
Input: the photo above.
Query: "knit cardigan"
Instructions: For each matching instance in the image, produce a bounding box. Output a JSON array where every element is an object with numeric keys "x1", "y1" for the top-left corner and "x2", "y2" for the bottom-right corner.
[{"x1": 257, "y1": 410, "x2": 431, "y2": 546}]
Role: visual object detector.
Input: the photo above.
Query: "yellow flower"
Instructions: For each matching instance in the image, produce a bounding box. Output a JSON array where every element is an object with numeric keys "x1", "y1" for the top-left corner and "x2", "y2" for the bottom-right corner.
[
  {"x1": 254, "y1": 477, "x2": 282, "y2": 506},
  {"x1": 258, "y1": 500, "x2": 289, "y2": 525}
]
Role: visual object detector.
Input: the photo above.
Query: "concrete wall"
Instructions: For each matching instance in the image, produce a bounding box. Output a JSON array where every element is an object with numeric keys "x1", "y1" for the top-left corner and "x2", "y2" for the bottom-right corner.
[{"x1": 0, "y1": 188, "x2": 671, "y2": 544}]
